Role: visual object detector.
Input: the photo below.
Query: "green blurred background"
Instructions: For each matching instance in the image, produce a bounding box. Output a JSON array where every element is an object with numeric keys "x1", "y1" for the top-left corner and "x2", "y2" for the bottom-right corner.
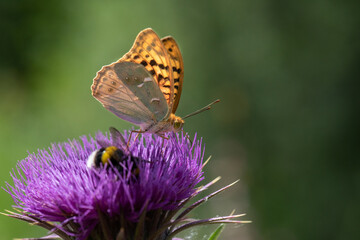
[{"x1": 1, "y1": 0, "x2": 359, "y2": 239}]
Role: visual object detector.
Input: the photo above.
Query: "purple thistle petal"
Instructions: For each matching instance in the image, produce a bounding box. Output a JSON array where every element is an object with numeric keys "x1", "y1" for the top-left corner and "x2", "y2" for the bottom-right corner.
[{"x1": 5, "y1": 130, "x2": 205, "y2": 239}]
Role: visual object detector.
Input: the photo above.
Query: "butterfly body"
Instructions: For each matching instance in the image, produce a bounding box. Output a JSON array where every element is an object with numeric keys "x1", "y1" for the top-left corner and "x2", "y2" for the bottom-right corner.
[
  {"x1": 92, "y1": 28, "x2": 185, "y2": 136},
  {"x1": 144, "y1": 113, "x2": 184, "y2": 134}
]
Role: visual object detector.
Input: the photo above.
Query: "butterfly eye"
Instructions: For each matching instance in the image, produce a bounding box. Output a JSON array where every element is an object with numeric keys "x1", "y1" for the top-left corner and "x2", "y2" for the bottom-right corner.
[{"x1": 173, "y1": 120, "x2": 183, "y2": 131}]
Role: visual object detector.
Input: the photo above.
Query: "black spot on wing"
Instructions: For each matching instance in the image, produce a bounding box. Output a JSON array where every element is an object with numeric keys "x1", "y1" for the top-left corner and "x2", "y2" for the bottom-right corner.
[
  {"x1": 140, "y1": 60, "x2": 147, "y2": 67},
  {"x1": 150, "y1": 60, "x2": 157, "y2": 66},
  {"x1": 172, "y1": 67, "x2": 181, "y2": 74}
]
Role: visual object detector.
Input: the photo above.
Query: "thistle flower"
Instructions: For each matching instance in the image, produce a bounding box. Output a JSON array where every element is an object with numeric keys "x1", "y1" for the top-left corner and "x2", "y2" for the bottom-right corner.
[{"x1": 4, "y1": 130, "x2": 248, "y2": 240}]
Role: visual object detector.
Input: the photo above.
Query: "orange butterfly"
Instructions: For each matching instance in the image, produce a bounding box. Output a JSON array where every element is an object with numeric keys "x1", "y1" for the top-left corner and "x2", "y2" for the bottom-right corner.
[{"x1": 91, "y1": 28, "x2": 218, "y2": 138}]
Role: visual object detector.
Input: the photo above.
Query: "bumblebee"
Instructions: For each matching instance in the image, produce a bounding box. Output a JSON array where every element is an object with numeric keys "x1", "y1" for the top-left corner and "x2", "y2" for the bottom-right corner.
[
  {"x1": 86, "y1": 127, "x2": 140, "y2": 177},
  {"x1": 86, "y1": 145, "x2": 125, "y2": 168}
]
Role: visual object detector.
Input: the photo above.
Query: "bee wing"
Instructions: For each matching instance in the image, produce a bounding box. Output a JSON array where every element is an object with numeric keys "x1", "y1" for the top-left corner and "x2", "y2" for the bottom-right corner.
[
  {"x1": 109, "y1": 127, "x2": 127, "y2": 149},
  {"x1": 92, "y1": 62, "x2": 169, "y2": 129},
  {"x1": 96, "y1": 139, "x2": 108, "y2": 149}
]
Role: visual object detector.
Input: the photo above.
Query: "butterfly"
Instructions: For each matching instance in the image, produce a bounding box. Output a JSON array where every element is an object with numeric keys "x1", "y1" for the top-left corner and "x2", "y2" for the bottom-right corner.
[{"x1": 91, "y1": 28, "x2": 219, "y2": 138}]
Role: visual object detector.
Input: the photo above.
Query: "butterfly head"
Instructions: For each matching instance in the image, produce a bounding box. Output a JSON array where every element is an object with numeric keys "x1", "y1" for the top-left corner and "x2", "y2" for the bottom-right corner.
[{"x1": 169, "y1": 114, "x2": 184, "y2": 133}]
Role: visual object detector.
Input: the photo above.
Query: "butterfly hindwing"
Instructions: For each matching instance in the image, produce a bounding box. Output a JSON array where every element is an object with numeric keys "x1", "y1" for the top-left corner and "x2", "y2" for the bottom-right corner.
[
  {"x1": 92, "y1": 62, "x2": 169, "y2": 128},
  {"x1": 161, "y1": 36, "x2": 184, "y2": 113}
]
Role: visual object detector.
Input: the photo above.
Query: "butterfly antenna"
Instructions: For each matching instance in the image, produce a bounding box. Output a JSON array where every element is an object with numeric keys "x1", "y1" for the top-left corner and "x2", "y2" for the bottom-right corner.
[{"x1": 182, "y1": 99, "x2": 220, "y2": 120}]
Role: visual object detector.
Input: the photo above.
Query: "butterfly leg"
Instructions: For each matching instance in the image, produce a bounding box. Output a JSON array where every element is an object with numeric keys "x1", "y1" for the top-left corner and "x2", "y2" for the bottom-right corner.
[
  {"x1": 181, "y1": 130, "x2": 193, "y2": 145},
  {"x1": 158, "y1": 134, "x2": 169, "y2": 140},
  {"x1": 127, "y1": 129, "x2": 145, "y2": 149},
  {"x1": 159, "y1": 135, "x2": 166, "y2": 151},
  {"x1": 156, "y1": 134, "x2": 169, "y2": 154}
]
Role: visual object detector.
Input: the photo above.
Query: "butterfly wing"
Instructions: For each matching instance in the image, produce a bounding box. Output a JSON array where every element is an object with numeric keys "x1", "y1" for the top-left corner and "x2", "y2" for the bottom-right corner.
[
  {"x1": 92, "y1": 61, "x2": 169, "y2": 130},
  {"x1": 161, "y1": 36, "x2": 184, "y2": 114},
  {"x1": 120, "y1": 28, "x2": 175, "y2": 118}
]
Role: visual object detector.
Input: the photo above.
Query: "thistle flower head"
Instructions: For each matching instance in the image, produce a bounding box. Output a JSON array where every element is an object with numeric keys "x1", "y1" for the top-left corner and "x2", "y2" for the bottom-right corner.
[{"x1": 4, "y1": 130, "x2": 248, "y2": 240}]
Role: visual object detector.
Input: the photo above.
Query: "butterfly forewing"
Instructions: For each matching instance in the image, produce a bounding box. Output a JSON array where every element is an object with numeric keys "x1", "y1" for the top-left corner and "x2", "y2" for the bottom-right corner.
[
  {"x1": 92, "y1": 62, "x2": 168, "y2": 128},
  {"x1": 161, "y1": 36, "x2": 184, "y2": 113},
  {"x1": 119, "y1": 28, "x2": 175, "y2": 113}
]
